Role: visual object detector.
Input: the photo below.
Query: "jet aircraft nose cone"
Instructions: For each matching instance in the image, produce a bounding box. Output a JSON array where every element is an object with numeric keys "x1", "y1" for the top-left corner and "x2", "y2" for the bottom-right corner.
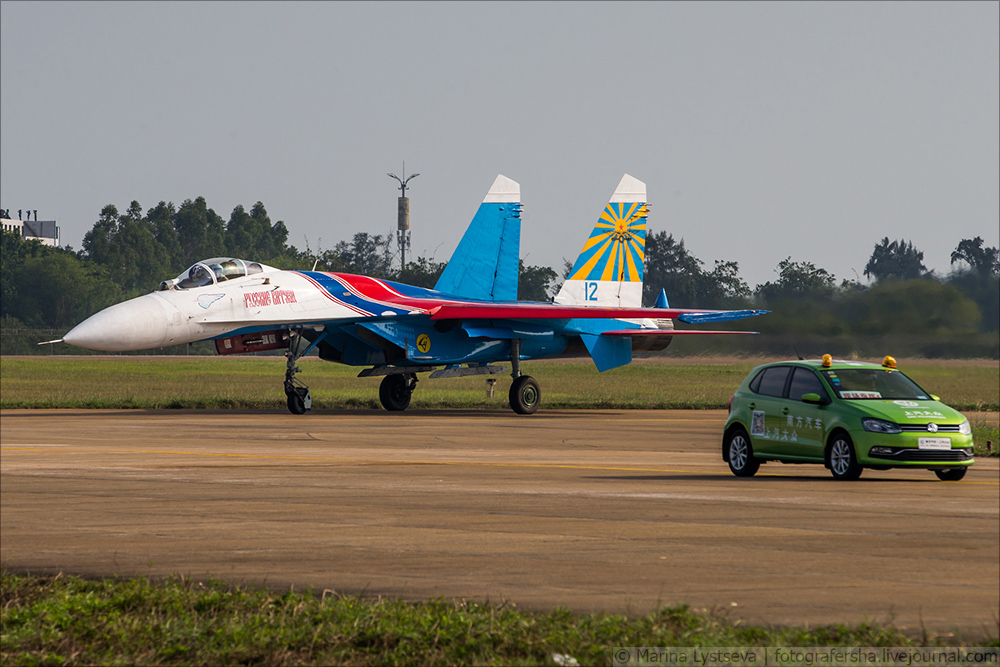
[{"x1": 64, "y1": 294, "x2": 169, "y2": 351}]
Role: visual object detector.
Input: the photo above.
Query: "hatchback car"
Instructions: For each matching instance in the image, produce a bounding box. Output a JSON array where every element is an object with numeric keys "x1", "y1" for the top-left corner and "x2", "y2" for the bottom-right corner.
[{"x1": 722, "y1": 356, "x2": 974, "y2": 480}]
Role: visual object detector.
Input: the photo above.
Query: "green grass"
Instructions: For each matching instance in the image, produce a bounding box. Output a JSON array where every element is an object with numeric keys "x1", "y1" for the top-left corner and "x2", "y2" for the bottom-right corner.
[
  {"x1": 3, "y1": 356, "x2": 997, "y2": 456},
  {"x1": 970, "y1": 416, "x2": 1000, "y2": 458},
  {"x1": 3, "y1": 571, "x2": 993, "y2": 667},
  {"x1": 2, "y1": 356, "x2": 997, "y2": 412}
]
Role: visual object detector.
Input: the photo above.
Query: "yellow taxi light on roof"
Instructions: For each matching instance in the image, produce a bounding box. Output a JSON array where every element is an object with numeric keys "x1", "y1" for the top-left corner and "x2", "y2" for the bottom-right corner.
[
  {"x1": 821, "y1": 354, "x2": 832, "y2": 367},
  {"x1": 882, "y1": 355, "x2": 897, "y2": 369}
]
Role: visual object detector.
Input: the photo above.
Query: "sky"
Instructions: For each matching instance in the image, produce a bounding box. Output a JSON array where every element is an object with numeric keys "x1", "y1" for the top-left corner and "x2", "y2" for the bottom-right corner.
[{"x1": 2, "y1": 1, "x2": 997, "y2": 290}]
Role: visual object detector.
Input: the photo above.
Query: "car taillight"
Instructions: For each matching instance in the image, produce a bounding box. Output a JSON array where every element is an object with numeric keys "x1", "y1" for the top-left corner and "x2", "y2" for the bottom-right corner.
[{"x1": 728, "y1": 395, "x2": 734, "y2": 413}]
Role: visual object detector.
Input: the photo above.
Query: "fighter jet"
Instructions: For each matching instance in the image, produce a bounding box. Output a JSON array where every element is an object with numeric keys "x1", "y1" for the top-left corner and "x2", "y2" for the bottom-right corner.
[{"x1": 62, "y1": 174, "x2": 766, "y2": 414}]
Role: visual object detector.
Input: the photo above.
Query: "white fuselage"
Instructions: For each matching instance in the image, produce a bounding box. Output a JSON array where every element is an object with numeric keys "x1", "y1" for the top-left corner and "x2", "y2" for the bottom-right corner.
[{"x1": 64, "y1": 269, "x2": 359, "y2": 352}]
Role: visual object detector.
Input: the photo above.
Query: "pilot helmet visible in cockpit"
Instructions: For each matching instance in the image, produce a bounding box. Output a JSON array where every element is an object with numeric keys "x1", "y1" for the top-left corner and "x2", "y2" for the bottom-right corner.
[{"x1": 189, "y1": 264, "x2": 212, "y2": 285}]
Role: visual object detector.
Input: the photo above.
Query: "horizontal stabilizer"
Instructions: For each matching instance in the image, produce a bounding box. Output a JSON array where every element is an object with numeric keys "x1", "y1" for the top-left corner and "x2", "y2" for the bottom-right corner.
[{"x1": 676, "y1": 310, "x2": 769, "y2": 324}]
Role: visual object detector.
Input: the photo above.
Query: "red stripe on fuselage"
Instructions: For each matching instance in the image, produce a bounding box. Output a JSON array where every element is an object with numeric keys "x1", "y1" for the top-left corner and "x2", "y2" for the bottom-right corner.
[
  {"x1": 297, "y1": 272, "x2": 373, "y2": 317},
  {"x1": 322, "y1": 273, "x2": 465, "y2": 312},
  {"x1": 325, "y1": 274, "x2": 422, "y2": 313}
]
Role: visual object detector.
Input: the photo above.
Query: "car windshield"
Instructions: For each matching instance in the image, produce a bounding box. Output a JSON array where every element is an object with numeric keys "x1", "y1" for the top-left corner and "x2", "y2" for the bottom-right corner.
[{"x1": 820, "y1": 369, "x2": 930, "y2": 400}]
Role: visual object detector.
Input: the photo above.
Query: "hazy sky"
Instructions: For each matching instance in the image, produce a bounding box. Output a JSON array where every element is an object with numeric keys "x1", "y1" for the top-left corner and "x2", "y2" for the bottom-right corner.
[{"x1": 2, "y1": 1, "x2": 997, "y2": 290}]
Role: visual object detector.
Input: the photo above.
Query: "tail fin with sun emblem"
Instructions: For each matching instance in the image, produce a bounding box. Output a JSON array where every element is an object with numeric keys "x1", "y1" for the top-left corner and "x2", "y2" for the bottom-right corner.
[{"x1": 554, "y1": 174, "x2": 647, "y2": 308}]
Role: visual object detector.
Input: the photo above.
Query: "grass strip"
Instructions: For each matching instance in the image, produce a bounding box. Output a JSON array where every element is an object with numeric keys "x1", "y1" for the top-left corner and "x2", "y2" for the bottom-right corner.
[
  {"x1": 2, "y1": 357, "x2": 997, "y2": 412},
  {"x1": 3, "y1": 571, "x2": 994, "y2": 667},
  {"x1": 3, "y1": 357, "x2": 997, "y2": 455},
  {"x1": 0, "y1": 357, "x2": 1000, "y2": 456}
]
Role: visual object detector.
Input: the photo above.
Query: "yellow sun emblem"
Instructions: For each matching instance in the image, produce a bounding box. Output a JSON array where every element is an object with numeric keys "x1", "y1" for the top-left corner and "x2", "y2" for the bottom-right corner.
[{"x1": 613, "y1": 221, "x2": 629, "y2": 243}]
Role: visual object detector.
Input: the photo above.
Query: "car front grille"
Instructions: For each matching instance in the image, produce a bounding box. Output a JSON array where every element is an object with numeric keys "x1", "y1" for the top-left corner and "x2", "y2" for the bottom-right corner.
[
  {"x1": 868, "y1": 448, "x2": 973, "y2": 462},
  {"x1": 898, "y1": 423, "x2": 962, "y2": 433}
]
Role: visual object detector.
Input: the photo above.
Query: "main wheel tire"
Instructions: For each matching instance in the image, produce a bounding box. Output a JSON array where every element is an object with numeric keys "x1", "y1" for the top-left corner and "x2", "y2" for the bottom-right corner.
[
  {"x1": 287, "y1": 390, "x2": 307, "y2": 415},
  {"x1": 379, "y1": 374, "x2": 412, "y2": 411},
  {"x1": 509, "y1": 375, "x2": 541, "y2": 415},
  {"x1": 934, "y1": 467, "x2": 967, "y2": 481},
  {"x1": 828, "y1": 433, "x2": 862, "y2": 480},
  {"x1": 725, "y1": 427, "x2": 760, "y2": 477}
]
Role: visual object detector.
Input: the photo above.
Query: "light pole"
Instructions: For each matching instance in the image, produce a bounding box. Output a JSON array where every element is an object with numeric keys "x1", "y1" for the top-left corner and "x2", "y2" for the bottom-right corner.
[{"x1": 387, "y1": 163, "x2": 419, "y2": 272}]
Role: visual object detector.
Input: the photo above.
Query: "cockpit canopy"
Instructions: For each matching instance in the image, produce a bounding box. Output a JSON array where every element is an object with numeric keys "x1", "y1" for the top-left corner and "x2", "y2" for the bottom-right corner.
[{"x1": 159, "y1": 258, "x2": 272, "y2": 291}]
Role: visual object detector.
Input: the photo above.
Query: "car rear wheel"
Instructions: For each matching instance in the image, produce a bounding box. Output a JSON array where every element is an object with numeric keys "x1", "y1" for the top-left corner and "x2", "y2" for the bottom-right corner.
[
  {"x1": 934, "y1": 468, "x2": 967, "y2": 481},
  {"x1": 829, "y1": 434, "x2": 862, "y2": 480},
  {"x1": 726, "y1": 428, "x2": 760, "y2": 477}
]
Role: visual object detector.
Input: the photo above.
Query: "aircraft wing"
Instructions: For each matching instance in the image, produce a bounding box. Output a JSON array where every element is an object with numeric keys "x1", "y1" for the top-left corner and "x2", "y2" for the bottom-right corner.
[{"x1": 428, "y1": 304, "x2": 767, "y2": 323}]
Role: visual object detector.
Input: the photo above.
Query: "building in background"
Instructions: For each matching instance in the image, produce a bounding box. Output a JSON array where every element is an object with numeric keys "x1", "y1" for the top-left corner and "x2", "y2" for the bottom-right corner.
[{"x1": 0, "y1": 212, "x2": 60, "y2": 246}]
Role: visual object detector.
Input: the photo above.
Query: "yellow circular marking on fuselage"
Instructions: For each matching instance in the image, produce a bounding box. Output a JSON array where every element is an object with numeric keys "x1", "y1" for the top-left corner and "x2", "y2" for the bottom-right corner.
[{"x1": 416, "y1": 334, "x2": 431, "y2": 354}]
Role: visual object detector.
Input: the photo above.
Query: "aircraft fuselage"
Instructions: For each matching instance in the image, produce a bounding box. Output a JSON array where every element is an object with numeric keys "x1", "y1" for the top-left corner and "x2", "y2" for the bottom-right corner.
[{"x1": 64, "y1": 268, "x2": 666, "y2": 364}]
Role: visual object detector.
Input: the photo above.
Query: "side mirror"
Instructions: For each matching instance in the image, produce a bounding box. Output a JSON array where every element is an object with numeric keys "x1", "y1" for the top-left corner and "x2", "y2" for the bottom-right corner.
[
  {"x1": 801, "y1": 393, "x2": 825, "y2": 405},
  {"x1": 930, "y1": 394, "x2": 940, "y2": 402}
]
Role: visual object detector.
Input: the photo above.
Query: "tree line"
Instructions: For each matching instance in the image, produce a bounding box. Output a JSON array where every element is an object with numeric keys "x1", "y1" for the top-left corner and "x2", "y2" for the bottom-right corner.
[
  {"x1": 639, "y1": 231, "x2": 997, "y2": 357},
  {"x1": 0, "y1": 197, "x2": 560, "y2": 332},
  {"x1": 1, "y1": 196, "x2": 997, "y2": 357}
]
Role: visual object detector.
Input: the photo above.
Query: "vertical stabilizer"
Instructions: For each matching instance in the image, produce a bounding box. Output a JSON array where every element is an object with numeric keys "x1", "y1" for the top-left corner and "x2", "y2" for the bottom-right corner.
[
  {"x1": 434, "y1": 175, "x2": 521, "y2": 301},
  {"x1": 554, "y1": 174, "x2": 647, "y2": 307}
]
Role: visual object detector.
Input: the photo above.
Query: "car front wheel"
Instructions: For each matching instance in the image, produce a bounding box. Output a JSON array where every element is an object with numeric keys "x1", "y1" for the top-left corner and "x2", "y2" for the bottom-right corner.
[
  {"x1": 726, "y1": 428, "x2": 760, "y2": 477},
  {"x1": 934, "y1": 468, "x2": 967, "y2": 481},
  {"x1": 828, "y1": 434, "x2": 862, "y2": 480}
]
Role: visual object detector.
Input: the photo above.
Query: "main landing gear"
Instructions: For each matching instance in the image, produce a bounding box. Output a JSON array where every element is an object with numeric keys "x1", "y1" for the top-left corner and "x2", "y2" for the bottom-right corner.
[
  {"x1": 379, "y1": 373, "x2": 417, "y2": 411},
  {"x1": 284, "y1": 331, "x2": 313, "y2": 415},
  {"x1": 508, "y1": 338, "x2": 540, "y2": 415}
]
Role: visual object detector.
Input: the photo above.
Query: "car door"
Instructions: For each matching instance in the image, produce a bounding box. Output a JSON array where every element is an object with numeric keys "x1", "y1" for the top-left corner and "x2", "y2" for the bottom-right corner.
[
  {"x1": 744, "y1": 365, "x2": 792, "y2": 457},
  {"x1": 773, "y1": 367, "x2": 830, "y2": 461}
]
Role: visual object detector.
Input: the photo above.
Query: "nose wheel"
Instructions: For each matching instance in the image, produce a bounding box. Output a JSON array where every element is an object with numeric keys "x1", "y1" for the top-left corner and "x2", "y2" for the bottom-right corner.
[{"x1": 286, "y1": 385, "x2": 311, "y2": 415}]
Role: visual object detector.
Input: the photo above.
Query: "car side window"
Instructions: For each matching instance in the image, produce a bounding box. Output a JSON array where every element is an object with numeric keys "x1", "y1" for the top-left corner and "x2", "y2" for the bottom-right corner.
[
  {"x1": 755, "y1": 366, "x2": 791, "y2": 397},
  {"x1": 788, "y1": 367, "x2": 827, "y2": 401}
]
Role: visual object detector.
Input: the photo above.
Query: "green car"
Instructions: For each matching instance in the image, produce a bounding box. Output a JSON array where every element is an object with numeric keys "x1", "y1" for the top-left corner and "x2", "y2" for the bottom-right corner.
[{"x1": 722, "y1": 356, "x2": 975, "y2": 481}]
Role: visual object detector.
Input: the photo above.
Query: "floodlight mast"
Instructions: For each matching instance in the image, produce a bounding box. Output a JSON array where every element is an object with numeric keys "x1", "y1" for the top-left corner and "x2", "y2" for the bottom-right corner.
[{"x1": 387, "y1": 163, "x2": 419, "y2": 272}]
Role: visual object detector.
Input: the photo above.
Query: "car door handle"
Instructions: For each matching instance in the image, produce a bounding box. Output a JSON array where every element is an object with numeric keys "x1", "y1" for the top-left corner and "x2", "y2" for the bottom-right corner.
[
  {"x1": 748, "y1": 402, "x2": 755, "y2": 410},
  {"x1": 781, "y1": 407, "x2": 790, "y2": 415}
]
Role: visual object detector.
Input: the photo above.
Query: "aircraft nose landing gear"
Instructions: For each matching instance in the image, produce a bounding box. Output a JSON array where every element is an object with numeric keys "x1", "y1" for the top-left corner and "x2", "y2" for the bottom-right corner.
[
  {"x1": 285, "y1": 382, "x2": 312, "y2": 415},
  {"x1": 284, "y1": 330, "x2": 314, "y2": 415}
]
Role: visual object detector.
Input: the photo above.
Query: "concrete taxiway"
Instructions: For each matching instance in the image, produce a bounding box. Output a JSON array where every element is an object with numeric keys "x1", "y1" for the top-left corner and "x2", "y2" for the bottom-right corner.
[{"x1": 1, "y1": 409, "x2": 997, "y2": 634}]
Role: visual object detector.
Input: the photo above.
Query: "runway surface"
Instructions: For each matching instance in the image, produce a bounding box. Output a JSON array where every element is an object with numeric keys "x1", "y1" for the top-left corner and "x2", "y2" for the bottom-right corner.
[{"x1": 1, "y1": 409, "x2": 997, "y2": 634}]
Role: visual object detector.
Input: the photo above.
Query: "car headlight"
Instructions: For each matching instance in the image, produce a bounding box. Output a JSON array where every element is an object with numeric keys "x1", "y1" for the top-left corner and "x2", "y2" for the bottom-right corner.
[
  {"x1": 958, "y1": 420, "x2": 971, "y2": 435},
  {"x1": 862, "y1": 418, "x2": 901, "y2": 434}
]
